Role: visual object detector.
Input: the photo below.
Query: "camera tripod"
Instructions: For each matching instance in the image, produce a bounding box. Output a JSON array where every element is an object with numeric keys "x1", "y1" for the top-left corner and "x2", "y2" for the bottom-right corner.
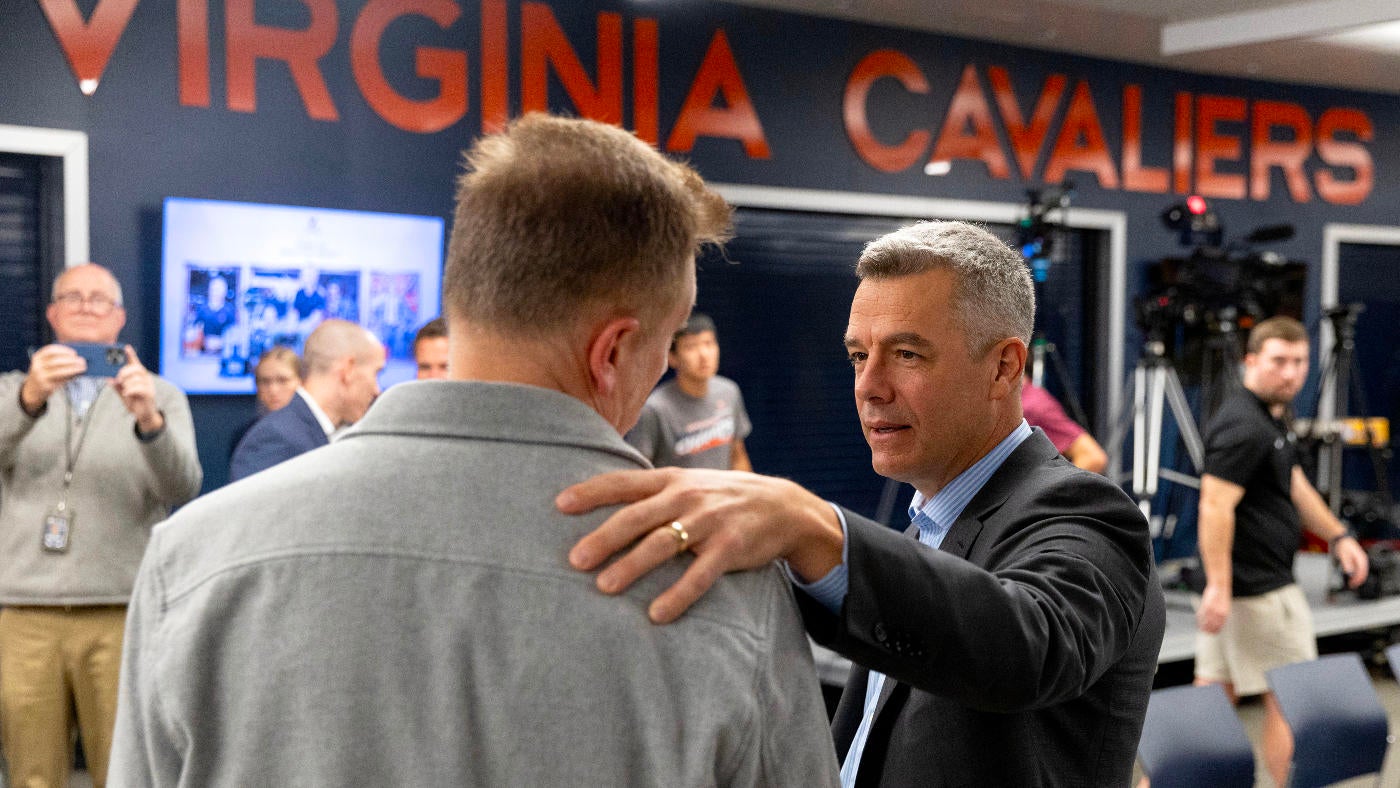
[
  {"x1": 1308, "y1": 304, "x2": 1393, "y2": 515},
  {"x1": 1197, "y1": 316, "x2": 1245, "y2": 423},
  {"x1": 1024, "y1": 228, "x2": 1090, "y2": 430},
  {"x1": 1106, "y1": 339, "x2": 1205, "y2": 531},
  {"x1": 1028, "y1": 332, "x2": 1091, "y2": 427}
]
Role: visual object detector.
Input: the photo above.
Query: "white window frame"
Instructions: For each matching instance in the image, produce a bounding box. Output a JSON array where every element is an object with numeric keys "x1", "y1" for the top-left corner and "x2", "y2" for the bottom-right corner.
[
  {"x1": 1317, "y1": 223, "x2": 1400, "y2": 422},
  {"x1": 0, "y1": 124, "x2": 90, "y2": 266}
]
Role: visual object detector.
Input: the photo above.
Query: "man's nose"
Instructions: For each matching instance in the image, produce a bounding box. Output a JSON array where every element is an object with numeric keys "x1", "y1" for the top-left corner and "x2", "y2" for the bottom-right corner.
[{"x1": 854, "y1": 359, "x2": 891, "y2": 402}]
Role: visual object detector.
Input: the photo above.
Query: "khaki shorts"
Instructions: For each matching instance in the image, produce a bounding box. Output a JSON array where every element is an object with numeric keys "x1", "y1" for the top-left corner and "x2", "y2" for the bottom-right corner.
[{"x1": 1194, "y1": 583, "x2": 1317, "y2": 696}]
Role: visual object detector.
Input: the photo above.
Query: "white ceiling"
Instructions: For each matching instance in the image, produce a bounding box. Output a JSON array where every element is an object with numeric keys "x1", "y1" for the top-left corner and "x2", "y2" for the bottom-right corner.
[{"x1": 728, "y1": 0, "x2": 1400, "y2": 94}]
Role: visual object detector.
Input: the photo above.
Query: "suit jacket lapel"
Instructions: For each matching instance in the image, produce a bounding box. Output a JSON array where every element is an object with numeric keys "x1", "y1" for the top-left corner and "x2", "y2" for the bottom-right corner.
[
  {"x1": 832, "y1": 664, "x2": 870, "y2": 760},
  {"x1": 940, "y1": 430, "x2": 1060, "y2": 558},
  {"x1": 864, "y1": 432, "x2": 1062, "y2": 733},
  {"x1": 857, "y1": 682, "x2": 911, "y2": 788},
  {"x1": 293, "y1": 394, "x2": 331, "y2": 448},
  {"x1": 836, "y1": 431, "x2": 1064, "y2": 784},
  {"x1": 834, "y1": 664, "x2": 905, "y2": 757},
  {"x1": 874, "y1": 667, "x2": 901, "y2": 711},
  {"x1": 867, "y1": 524, "x2": 937, "y2": 720}
]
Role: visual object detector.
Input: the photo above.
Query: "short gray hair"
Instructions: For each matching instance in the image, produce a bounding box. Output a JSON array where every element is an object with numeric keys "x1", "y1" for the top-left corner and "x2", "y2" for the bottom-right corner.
[
  {"x1": 856, "y1": 221, "x2": 1034, "y2": 354},
  {"x1": 53, "y1": 263, "x2": 124, "y2": 307}
]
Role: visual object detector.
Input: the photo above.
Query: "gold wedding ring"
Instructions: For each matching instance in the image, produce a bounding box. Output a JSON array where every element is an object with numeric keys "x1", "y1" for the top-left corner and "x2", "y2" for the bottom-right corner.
[{"x1": 667, "y1": 521, "x2": 690, "y2": 555}]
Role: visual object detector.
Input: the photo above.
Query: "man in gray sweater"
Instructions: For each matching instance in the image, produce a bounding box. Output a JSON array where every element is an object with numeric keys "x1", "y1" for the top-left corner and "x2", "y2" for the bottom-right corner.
[
  {"x1": 110, "y1": 115, "x2": 839, "y2": 786},
  {"x1": 0, "y1": 262, "x2": 202, "y2": 788}
]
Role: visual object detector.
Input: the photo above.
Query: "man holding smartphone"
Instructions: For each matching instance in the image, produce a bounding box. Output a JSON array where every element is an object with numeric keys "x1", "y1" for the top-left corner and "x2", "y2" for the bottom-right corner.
[{"x1": 0, "y1": 263, "x2": 202, "y2": 788}]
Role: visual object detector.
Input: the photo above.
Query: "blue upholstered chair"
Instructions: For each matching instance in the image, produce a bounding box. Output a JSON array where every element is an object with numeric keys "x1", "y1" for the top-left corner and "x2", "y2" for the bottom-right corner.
[
  {"x1": 1386, "y1": 642, "x2": 1400, "y2": 683},
  {"x1": 1266, "y1": 652, "x2": 1390, "y2": 788},
  {"x1": 1136, "y1": 683, "x2": 1255, "y2": 788}
]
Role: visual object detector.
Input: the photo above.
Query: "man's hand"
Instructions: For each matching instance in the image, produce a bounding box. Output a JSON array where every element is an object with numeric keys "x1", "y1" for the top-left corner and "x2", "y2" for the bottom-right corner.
[
  {"x1": 559, "y1": 468, "x2": 843, "y2": 623},
  {"x1": 1334, "y1": 536, "x2": 1369, "y2": 588},
  {"x1": 20, "y1": 344, "x2": 87, "y2": 413},
  {"x1": 113, "y1": 346, "x2": 164, "y2": 434},
  {"x1": 1197, "y1": 583, "x2": 1231, "y2": 634}
]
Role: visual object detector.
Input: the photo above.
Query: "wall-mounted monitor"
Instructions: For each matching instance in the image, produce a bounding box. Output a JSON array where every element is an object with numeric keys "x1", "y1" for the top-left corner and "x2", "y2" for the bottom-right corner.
[{"x1": 160, "y1": 197, "x2": 444, "y2": 395}]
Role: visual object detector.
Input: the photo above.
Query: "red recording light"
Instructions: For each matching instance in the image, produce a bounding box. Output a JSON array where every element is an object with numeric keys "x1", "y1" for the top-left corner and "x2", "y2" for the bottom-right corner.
[{"x1": 1186, "y1": 195, "x2": 1208, "y2": 215}]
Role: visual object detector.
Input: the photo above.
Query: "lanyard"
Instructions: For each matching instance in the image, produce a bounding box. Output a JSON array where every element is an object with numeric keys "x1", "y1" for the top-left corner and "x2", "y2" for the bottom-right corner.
[{"x1": 58, "y1": 385, "x2": 101, "y2": 510}]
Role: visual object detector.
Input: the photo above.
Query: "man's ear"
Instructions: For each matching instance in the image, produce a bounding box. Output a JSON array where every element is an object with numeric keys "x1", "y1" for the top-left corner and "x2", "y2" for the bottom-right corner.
[
  {"x1": 335, "y1": 355, "x2": 356, "y2": 386},
  {"x1": 989, "y1": 337, "x2": 1028, "y2": 400},
  {"x1": 587, "y1": 315, "x2": 643, "y2": 398}
]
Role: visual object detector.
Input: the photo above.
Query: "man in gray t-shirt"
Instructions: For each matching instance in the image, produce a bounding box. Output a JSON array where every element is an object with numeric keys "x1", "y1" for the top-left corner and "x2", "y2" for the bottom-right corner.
[{"x1": 627, "y1": 314, "x2": 753, "y2": 470}]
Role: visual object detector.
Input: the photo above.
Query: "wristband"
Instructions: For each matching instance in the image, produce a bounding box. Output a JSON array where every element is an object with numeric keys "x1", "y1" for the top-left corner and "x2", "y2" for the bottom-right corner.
[{"x1": 1329, "y1": 532, "x2": 1355, "y2": 551}]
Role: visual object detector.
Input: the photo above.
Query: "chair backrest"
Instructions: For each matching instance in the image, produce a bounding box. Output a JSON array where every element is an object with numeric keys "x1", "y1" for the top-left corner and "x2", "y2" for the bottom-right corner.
[
  {"x1": 1386, "y1": 643, "x2": 1400, "y2": 684},
  {"x1": 1137, "y1": 683, "x2": 1256, "y2": 788},
  {"x1": 1266, "y1": 652, "x2": 1390, "y2": 788}
]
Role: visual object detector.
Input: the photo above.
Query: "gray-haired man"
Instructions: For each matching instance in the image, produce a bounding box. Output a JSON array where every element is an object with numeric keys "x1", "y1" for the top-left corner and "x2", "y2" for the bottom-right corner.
[
  {"x1": 1, "y1": 263, "x2": 201, "y2": 788},
  {"x1": 564, "y1": 220, "x2": 1165, "y2": 787}
]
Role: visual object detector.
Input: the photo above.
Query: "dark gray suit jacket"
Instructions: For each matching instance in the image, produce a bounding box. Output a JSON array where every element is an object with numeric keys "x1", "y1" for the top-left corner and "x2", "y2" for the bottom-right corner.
[
  {"x1": 800, "y1": 430, "x2": 1165, "y2": 787},
  {"x1": 229, "y1": 391, "x2": 329, "y2": 482}
]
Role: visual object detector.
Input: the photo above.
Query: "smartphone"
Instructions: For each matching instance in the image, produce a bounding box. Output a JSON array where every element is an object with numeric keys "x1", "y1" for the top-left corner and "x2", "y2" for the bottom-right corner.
[{"x1": 66, "y1": 343, "x2": 127, "y2": 378}]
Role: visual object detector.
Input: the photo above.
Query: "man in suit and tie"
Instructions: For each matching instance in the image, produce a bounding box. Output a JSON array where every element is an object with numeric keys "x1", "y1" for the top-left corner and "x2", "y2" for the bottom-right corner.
[
  {"x1": 109, "y1": 114, "x2": 838, "y2": 786},
  {"x1": 229, "y1": 319, "x2": 383, "y2": 482},
  {"x1": 563, "y1": 220, "x2": 1166, "y2": 787}
]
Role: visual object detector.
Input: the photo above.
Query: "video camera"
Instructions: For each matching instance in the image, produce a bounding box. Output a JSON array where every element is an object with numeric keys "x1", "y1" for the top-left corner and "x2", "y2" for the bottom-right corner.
[
  {"x1": 1135, "y1": 197, "x2": 1306, "y2": 379},
  {"x1": 1016, "y1": 181, "x2": 1073, "y2": 283}
]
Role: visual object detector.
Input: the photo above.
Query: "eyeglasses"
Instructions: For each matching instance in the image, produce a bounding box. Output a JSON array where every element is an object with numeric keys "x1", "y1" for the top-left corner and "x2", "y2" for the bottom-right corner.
[{"x1": 54, "y1": 291, "x2": 120, "y2": 315}]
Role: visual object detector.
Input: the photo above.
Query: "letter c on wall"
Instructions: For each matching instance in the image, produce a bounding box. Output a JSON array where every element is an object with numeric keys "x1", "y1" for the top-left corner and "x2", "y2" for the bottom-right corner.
[{"x1": 843, "y1": 49, "x2": 931, "y2": 173}]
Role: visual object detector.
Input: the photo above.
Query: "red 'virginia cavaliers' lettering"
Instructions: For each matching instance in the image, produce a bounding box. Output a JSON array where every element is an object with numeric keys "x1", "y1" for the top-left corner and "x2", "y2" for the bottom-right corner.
[{"x1": 843, "y1": 52, "x2": 1374, "y2": 206}]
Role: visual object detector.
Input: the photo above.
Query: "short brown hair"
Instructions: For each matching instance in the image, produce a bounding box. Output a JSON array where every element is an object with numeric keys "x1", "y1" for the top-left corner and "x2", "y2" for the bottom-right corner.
[
  {"x1": 856, "y1": 221, "x2": 1034, "y2": 355},
  {"x1": 443, "y1": 114, "x2": 731, "y2": 336},
  {"x1": 1247, "y1": 316, "x2": 1308, "y2": 354},
  {"x1": 413, "y1": 317, "x2": 447, "y2": 352}
]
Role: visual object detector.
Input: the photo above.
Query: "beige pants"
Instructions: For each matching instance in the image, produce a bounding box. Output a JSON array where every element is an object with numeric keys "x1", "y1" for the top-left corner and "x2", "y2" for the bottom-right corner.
[
  {"x1": 1194, "y1": 583, "x2": 1316, "y2": 696},
  {"x1": 0, "y1": 606, "x2": 127, "y2": 788}
]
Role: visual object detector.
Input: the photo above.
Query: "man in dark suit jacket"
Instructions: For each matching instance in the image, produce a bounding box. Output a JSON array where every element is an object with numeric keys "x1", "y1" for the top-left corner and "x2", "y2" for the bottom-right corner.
[
  {"x1": 562, "y1": 220, "x2": 1165, "y2": 786},
  {"x1": 810, "y1": 434, "x2": 1164, "y2": 786},
  {"x1": 231, "y1": 320, "x2": 384, "y2": 482}
]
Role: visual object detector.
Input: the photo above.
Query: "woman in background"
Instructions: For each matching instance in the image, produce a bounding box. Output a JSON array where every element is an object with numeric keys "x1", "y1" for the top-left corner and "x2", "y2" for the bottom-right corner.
[
  {"x1": 229, "y1": 347, "x2": 302, "y2": 465},
  {"x1": 252, "y1": 346, "x2": 300, "y2": 415}
]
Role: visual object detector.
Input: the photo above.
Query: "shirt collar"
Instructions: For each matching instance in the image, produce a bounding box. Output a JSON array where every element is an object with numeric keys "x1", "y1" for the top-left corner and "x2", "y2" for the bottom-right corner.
[
  {"x1": 65, "y1": 376, "x2": 106, "y2": 421},
  {"x1": 908, "y1": 420, "x2": 1033, "y2": 545},
  {"x1": 1245, "y1": 388, "x2": 1290, "y2": 425},
  {"x1": 297, "y1": 387, "x2": 337, "y2": 438}
]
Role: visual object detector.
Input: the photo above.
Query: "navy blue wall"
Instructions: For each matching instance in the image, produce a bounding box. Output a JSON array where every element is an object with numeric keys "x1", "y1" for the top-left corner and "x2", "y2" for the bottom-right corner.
[{"x1": 2, "y1": 1, "x2": 1395, "y2": 499}]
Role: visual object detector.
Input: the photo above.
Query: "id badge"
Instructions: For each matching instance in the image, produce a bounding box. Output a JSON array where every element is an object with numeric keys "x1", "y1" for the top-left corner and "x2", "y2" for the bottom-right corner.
[{"x1": 42, "y1": 505, "x2": 73, "y2": 553}]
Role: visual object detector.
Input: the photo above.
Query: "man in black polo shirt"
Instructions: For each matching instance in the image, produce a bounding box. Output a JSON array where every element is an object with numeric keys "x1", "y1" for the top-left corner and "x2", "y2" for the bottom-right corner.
[{"x1": 1194, "y1": 315, "x2": 1369, "y2": 788}]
